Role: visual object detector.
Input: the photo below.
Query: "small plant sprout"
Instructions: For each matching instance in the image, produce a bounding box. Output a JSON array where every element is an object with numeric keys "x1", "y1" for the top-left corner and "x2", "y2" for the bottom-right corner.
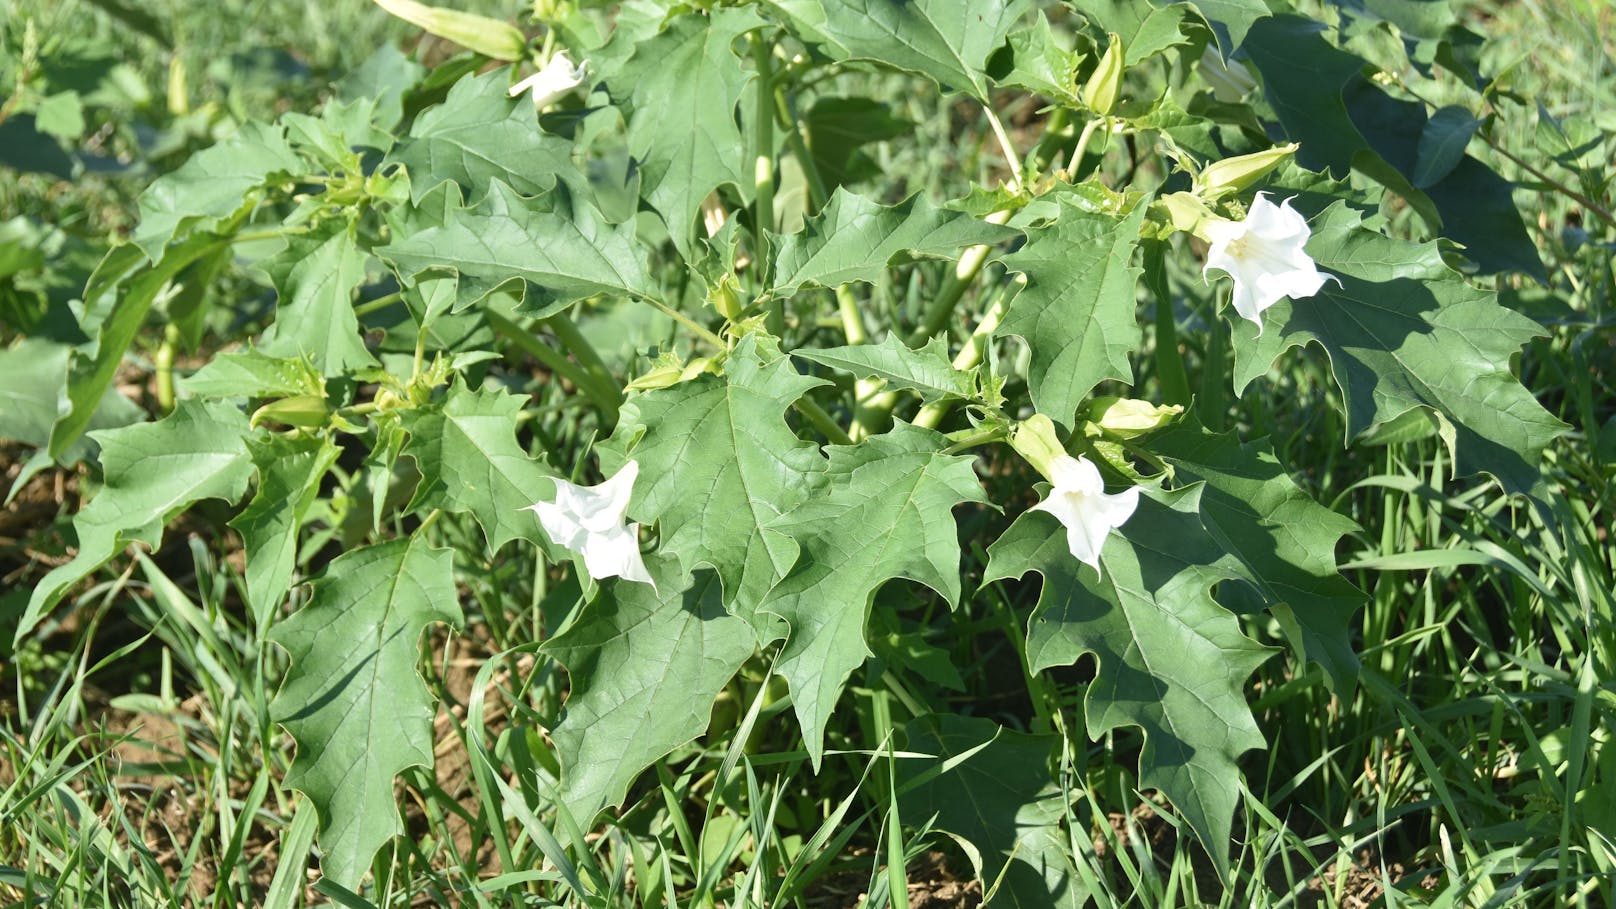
[
  {"x1": 526, "y1": 460, "x2": 654, "y2": 586},
  {"x1": 508, "y1": 51, "x2": 587, "y2": 109},
  {"x1": 1012, "y1": 415, "x2": 1139, "y2": 576},
  {"x1": 1202, "y1": 192, "x2": 1338, "y2": 334}
]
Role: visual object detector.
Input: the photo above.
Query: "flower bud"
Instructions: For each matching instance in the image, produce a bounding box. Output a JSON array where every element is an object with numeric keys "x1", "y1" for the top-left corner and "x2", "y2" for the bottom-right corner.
[
  {"x1": 373, "y1": 0, "x2": 527, "y2": 60},
  {"x1": 1009, "y1": 414, "x2": 1069, "y2": 484},
  {"x1": 708, "y1": 273, "x2": 745, "y2": 321},
  {"x1": 1083, "y1": 33, "x2": 1124, "y2": 117},
  {"x1": 251, "y1": 395, "x2": 328, "y2": 430},
  {"x1": 1087, "y1": 397, "x2": 1184, "y2": 439},
  {"x1": 1195, "y1": 144, "x2": 1298, "y2": 200}
]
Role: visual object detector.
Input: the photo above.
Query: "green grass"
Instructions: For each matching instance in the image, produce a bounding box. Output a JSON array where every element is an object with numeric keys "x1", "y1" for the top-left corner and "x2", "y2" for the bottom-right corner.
[{"x1": 2, "y1": 0, "x2": 1613, "y2": 906}]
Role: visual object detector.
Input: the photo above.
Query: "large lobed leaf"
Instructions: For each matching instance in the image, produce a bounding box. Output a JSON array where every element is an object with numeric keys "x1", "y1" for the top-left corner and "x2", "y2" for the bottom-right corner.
[
  {"x1": 132, "y1": 122, "x2": 304, "y2": 261},
  {"x1": 270, "y1": 532, "x2": 461, "y2": 888},
  {"x1": 1241, "y1": 16, "x2": 1541, "y2": 278},
  {"x1": 601, "y1": 335, "x2": 827, "y2": 613},
  {"x1": 1153, "y1": 418, "x2": 1364, "y2": 692},
  {"x1": 768, "y1": 188, "x2": 1020, "y2": 296},
  {"x1": 793, "y1": 334, "x2": 974, "y2": 405},
  {"x1": 760, "y1": 422, "x2": 987, "y2": 766},
  {"x1": 260, "y1": 226, "x2": 378, "y2": 377},
  {"x1": 229, "y1": 434, "x2": 340, "y2": 625},
  {"x1": 380, "y1": 180, "x2": 656, "y2": 316},
  {"x1": 542, "y1": 564, "x2": 757, "y2": 826},
  {"x1": 777, "y1": 0, "x2": 1033, "y2": 100},
  {"x1": 387, "y1": 70, "x2": 575, "y2": 204},
  {"x1": 1231, "y1": 201, "x2": 1567, "y2": 496},
  {"x1": 997, "y1": 198, "x2": 1148, "y2": 428},
  {"x1": 985, "y1": 487, "x2": 1272, "y2": 869},
  {"x1": 605, "y1": 6, "x2": 765, "y2": 253},
  {"x1": 400, "y1": 380, "x2": 557, "y2": 555},
  {"x1": 18, "y1": 400, "x2": 255, "y2": 643}
]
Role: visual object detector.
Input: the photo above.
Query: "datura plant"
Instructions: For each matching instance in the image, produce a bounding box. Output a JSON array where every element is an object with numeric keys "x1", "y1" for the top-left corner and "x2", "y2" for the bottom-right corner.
[{"x1": 13, "y1": 0, "x2": 1564, "y2": 899}]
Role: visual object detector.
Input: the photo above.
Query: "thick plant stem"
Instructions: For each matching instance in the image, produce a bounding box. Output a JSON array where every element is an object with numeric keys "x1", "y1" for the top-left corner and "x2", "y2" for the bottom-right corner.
[
  {"x1": 775, "y1": 84, "x2": 829, "y2": 212},
  {"x1": 906, "y1": 208, "x2": 1014, "y2": 348},
  {"x1": 753, "y1": 36, "x2": 780, "y2": 334},
  {"x1": 487, "y1": 310, "x2": 621, "y2": 420},
  {"x1": 1064, "y1": 116, "x2": 1104, "y2": 181},
  {"x1": 983, "y1": 106, "x2": 1025, "y2": 191},
  {"x1": 795, "y1": 396, "x2": 853, "y2": 446},
  {"x1": 155, "y1": 324, "x2": 179, "y2": 414}
]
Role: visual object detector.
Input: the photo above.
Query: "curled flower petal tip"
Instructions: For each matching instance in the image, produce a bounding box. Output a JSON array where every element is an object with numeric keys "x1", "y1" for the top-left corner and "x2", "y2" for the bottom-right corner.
[
  {"x1": 509, "y1": 52, "x2": 588, "y2": 109},
  {"x1": 1031, "y1": 454, "x2": 1139, "y2": 577},
  {"x1": 526, "y1": 460, "x2": 654, "y2": 586},
  {"x1": 1202, "y1": 192, "x2": 1340, "y2": 335}
]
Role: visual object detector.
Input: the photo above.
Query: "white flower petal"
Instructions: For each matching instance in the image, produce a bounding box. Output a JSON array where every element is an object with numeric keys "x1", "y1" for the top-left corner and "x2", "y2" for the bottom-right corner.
[
  {"x1": 1200, "y1": 193, "x2": 1336, "y2": 335},
  {"x1": 509, "y1": 52, "x2": 588, "y2": 109},
  {"x1": 526, "y1": 461, "x2": 653, "y2": 586},
  {"x1": 1030, "y1": 454, "x2": 1138, "y2": 577}
]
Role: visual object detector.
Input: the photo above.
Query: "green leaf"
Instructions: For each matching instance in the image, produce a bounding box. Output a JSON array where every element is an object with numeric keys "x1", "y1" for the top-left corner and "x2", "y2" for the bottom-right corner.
[
  {"x1": 607, "y1": 6, "x2": 764, "y2": 252},
  {"x1": 388, "y1": 70, "x2": 575, "y2": 203},
  {"x1": 797, "y1": 0, "x2": 1033, "y2": 99},
  {"x1": 802, "y1": 97, "x2": 914, "y2": 191},
  {"x1": 601, "y1": 335, "x2": 828, "y2": 612},
  {"x1": 542, "y1": 564, "x2": 757, "y2": 825},
  {"x1": 133, "y1": 122, "x2": 304, "y2": 261},
  {"x1": 996, "y1": 197, "x2": 1147, "y2": 428},
  {"x1": 270, "y1": 532, "x2": 461, "y2": 889},
  {"x1": 793, "y1": 334, "x2": 973, "y2": 405},
  {"x1": 770, "y1": 189, "x2": 1020, "y2": 297},
  {"x1": 759, "y1": 423, "x2": 987, "y2": 766},
  {"x1": 900, "y1": 715, "x2": 1085, "y2": 909},
  {"x1": 1231, "y1": 201, "x2": 1567, "y2": 496},
  {"x1": 1151, "y1": 418, "x2": 1363, "y2": 691},
  {"x1": 18, "y1": 400, "x2": 255, "y2": 643},
  {"x1": 380, "y1": 180, "x2": 656, "y2": 316},
  {"x1": 229, "y1": 435, "x2": 340, "y2": 624},
  {"x1": 399, "y1": 380, "x2": 557, "y2": 554},
  {"x1": 984, "y1": 487, "x2": 1272, "y2": 868},
  {"x1": 1411, "y1": 105, "x2": 1481, "y2": 188},
  {"x1": 1186, "y1": 0, "x2": 1272, "y2": 53},
  {"x1": 179, "y1": 348, "x2": 325, "y2": 400},
  {"x1": 1243, "y1": 16, "x2": 1540, "y2": 278},
  {"x1": 0, "y1": 338, "x2": 143, "y2": 464},
  {"x1": 999, "y1": 15, "x2": 1082, "y2": 105},
  {"x1": 261, "y1": 227, "x2": 379, "y2": 377},
  {"x1": 1066, "y1": 0, "x2": 1199, "y2": 64},
  {"x1": 48, "y1": 234, "x2": 229, "y2": 461}
]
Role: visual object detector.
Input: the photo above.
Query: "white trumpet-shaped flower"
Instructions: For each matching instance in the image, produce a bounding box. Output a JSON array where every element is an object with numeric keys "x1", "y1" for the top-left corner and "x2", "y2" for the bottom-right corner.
[
  {"x1": 1032, "y1": 454, "x2": 1139, "y2": 577},
  {"x1": 508, "y1": 52, "x2": 588, "y2": 109},
  {"x1": 526, "y1": 460, "x2": 653, "y2": 586},
  {"x1": 1202, "y1": 193, "x2": 1337, "y2": 334}
]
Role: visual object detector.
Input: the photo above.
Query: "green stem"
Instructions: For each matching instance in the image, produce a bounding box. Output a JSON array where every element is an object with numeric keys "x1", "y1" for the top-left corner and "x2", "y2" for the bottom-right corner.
[
  {"x1": 775, "y1": 84, "x2": 829, "y2": 212},
  {"x1": 983, "y1": 105, "x2": 1025, "y2": 191},
  {"x1": 941, "y1": 423, "x2": 1006, "y2": 454},
  {"x1": 907, "y1": 207, "x2": 1015, "y2": 347},
  {"x1": 1064, "y1": 116, "x2": 1104, "y2": 181},
  {"x1": 644, "y1": 296, "x2": 725, "y2": 349},
  {"x1": 155, "y1": 323, "x2": 179, "y2": 414},
  {"x1": 353, "y1": 291, "x2": 405, "y2": 317},
  {"x1": 487, "y1": 310, "x2": 620, "y2": 420},
  {"x1": 794, "y1": 396, "x2": 853, "y2": 446},
  {"x1": 753, "y1": 35, "x2": 780, "y2": 331}
]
